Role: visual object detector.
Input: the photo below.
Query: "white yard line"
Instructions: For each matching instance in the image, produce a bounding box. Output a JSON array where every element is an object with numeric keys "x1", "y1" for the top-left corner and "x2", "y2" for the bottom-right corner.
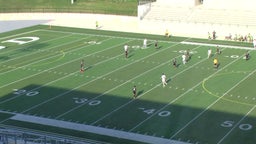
[
  {"x1": 0, "y1": 36, "x2": 111, "y2": 89},
  {"x1": 56, "y1": 44, "x2": 178, "y2": 118},
  {"x1": 21, "y1": 52, "x2": 124, "y2": 114},
  {"x1": 217, "y1": 105, "x2": 256, "y2": 144},
  {"x1": 0, "y1": 34, "x2": 86, "y2": 75},
  {"x1": 40, "y1": 29, "x2": 178, "y2": 44},
  {"x1": 0, "y1": 29, "x2": 39, "y2": 40},
  {"x1": 0, "y1": 30, "x2": 74, "y2": 56},
  {"x1": 0, "y1": 37, "x2": 128, "y2": 104},
  {"x1": 181, "y1": 41, "x2": 254, "y2": 50},
  {"x1": 129, "y1": 49, "x2": 244, "y2": 132},
  {"x1": 10, "y1": 114, "x2": 190, "y2": 144},
  {"x1": 92, "y1": 45, "x2": 206, "y2": 125},
  {"x1": 170, "y1": 55, "x2": 256, "y2": 139}
]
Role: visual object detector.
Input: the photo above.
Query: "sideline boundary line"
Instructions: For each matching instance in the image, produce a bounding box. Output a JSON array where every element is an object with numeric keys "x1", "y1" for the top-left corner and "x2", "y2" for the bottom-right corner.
[{"x1": 181, "y1": 41, "x2": 254, "y2": 50}]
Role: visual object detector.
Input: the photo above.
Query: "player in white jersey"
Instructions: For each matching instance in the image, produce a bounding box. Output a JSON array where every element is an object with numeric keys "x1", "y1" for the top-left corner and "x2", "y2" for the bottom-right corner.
[
  {"x1": 182, "y1": 54, "x2": 186, "y2": 64},
  {"x1": 124, "y1": 44, "x2": 128, "y2": 58},
  {"x1": 161, "y1": 73, "x2": 167, "y2": 87},
  {"x1": 143, "y1": 38, "x2": 147, "y2": 48},
  {"x1": 207, "y1": 49, "x2": 212, "y2": 58}
]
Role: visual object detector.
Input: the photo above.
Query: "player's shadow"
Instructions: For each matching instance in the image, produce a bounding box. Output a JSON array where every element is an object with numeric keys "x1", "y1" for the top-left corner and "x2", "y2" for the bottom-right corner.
[
  {"x1": 85, "y1": 65, "x2": 93, "y2": 71},
  {"x1": 167, "y1": 79, "x2": 171, "y2": 83},
  {"x1": 175, "y1": 63, "x2": 181, "y2": 68},
  {"x1": 137, "y1": 90, "x2": 144, "y2": 96},
  {"x1": 0, "y1": 56, "x2": 10, "y2": 60},
  {"x1": 128, "y1": 53, "x2": 134, "y2": 58}
]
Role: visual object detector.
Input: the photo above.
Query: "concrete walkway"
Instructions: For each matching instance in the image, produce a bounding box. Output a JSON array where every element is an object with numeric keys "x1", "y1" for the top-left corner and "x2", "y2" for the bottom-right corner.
[{"x1": 0, "y1": 13, "x2": 254, "y2": 39}]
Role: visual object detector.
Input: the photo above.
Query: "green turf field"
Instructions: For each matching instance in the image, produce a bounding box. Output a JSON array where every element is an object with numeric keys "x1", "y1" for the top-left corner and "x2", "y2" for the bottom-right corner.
[{"x1": 0, "y1": 25, "x2": 256, "y2": 144}]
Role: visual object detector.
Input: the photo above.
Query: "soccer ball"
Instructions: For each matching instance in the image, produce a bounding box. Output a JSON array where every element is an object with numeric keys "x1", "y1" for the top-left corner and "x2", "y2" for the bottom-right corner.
[{"x1": 198, "y1": 56, "x2": 201, "y2": 59}]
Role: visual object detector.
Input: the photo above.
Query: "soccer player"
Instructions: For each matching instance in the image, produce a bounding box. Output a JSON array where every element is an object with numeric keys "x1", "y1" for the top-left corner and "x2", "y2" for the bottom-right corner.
[
  {"x1": 165, "y1": 29, "x2": 169, "y2": 37},
  {"x1": 124, "y1": 44, "x2": 128, "y2": 58},
  {"x1": 213, "y1": 58, "x2": 218, "y2": 68},
  {"x1": 154, "y1": 40, "x2": 158, "y2": 49},
  {"x1": 161, "y1": 73, "x2": 167, "y2": 87},
  {"x1": 207, "y1": 49, "x2": 212, "y2": 58},
  {"x1": 245, "y1": 50, "x2": 250, "y2": 60},
  {"x1": 132, "y1": 86, "x2": 137, "y2": 99},
  {"x1": 172, "y1": 58, "x2": 177, "y2": 68},
  {"x1": 80, "y1": 59, "x2": 85, "y2": 73},
  {"x1": 96, "y1": 21, "x2": 99, "y2": 29},
  {"x1": 143, "y1": 38, "x2": 147, "y2": 48},
  {"x1": 186, "y1": 49, "x2": 191, "y2": 62},
  {"x1": 216, "y1": 46, "x2": 221, "y2": 55},
  {"x1": 253, "y1": 38, "x2": 256, "y2": 48},
  {"x1": 182, "y1": 54, "x2": 186, "y2": 64}
]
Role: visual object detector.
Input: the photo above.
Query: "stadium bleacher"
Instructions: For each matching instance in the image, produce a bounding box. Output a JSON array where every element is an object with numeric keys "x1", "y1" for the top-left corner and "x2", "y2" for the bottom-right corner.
[{"x1": 142, "y1": 0, "x2": 256, "y2": 39}]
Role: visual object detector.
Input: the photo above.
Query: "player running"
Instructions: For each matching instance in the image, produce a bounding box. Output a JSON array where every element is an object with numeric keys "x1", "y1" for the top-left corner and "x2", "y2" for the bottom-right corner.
[
  {"x1": 213, "y1": 58, "x2": 219, "y2": 69},
  {"x1": 80, "y1": 59, "x2": 85, "y2": 73},
  {"x1": 245, "y1": 50, "x2": 250, "y2": 60},
  {"x1": 216, "y1": 46, "x2": 221, "y2": 55},
  {"x1": 143, "y1": 38, "x2": 147, "y2": 48},
  {"x1": 207, "y1": 49, "x2": 212, "y2": 58},
  {"x1": 132, "y1": 86, "x2": 137, "y2": 99},
  {"x1": 154, "y1": 40, "x2": 158, "y2": 49},
  {"x1": 124, "y1": 44, "x2": 128, "y2": 58},
  {"x1": 182, "y1": 54, "x2": 186, "y2": 65},
  {"x1": 172, "y1": 58, "x2": 177, "y2": 68},
  {"x1": 161, "y1": 73, "x2": 167, "y2": 87}
]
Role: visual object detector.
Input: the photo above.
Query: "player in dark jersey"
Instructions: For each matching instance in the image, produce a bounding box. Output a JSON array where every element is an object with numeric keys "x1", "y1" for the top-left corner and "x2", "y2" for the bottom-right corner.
[
  {"x1": 80, "y1": 59, "x2": 85, "y2": 73},
  {"x1": 132, "y1": 86, "x2": 137, "y2": 99},
  {"x1": 172, "y1": 58, "x2": 177, "y2": 68},
  {"x1": 216, "y1": 46, "x2": 221, "y2": 55},
  {"x1": 155, "y1": 40, "x2": 158, "y2": 49},
  {"x1": 245, "y1": 50, "x2": 249, "y2": 60}
]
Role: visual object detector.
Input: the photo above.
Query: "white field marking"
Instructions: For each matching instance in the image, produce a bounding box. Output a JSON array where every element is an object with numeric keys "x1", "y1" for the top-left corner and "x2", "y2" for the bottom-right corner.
[
  {"x1": 91, "y1": 45, "x2": 208, "y2": 125},
  {"x1": 0, "y1": 31, "x2": 74, "y2": 56},
  {"x1": 130, "y1": 49, "x2": 243, "y2": 132},
  {"x1": 0, "y1": 30, "x2": 39, "y2": 40},
  {"x1": 171, "y1": 57, "x2": 256, "y2": 139},
  {"x1": 217, "y1": 105, "x2": 256, "y2": 144},
  {"x1": 54, "y1": 43, "x2": 182, "y2": 118},
  {"x1": 21, "y1": 42, "x2": 179, "y2": 115},
  {"x1": 0, "y1": 35, "x2": 89, "y2": 76},
  {"x1": 0, "y1": 36, "x2": 108, "y2": 89},
  {"x1": 181, "y1": 41, "x2": 254, "y2": 50},
  {"x1": 10, "y1": 114, "x2": 190, "y2": 144},
  {"x1": 40, "y1": 29, "x2": 178, "y2": 44},
  {"x1": 0, "y1": 38, "x2": 129, "y2": 104}
]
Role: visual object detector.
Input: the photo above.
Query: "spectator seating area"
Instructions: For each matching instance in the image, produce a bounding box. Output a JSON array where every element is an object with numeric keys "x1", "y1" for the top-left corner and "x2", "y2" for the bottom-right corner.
[{"x1": 142, "y1": 0, "x2": 256, "y2": 39}]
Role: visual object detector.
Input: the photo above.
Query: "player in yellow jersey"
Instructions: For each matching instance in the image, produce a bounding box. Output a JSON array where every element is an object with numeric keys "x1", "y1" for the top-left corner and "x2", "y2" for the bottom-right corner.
[{"x1": 213, "y1": 58, "x2": 218, "y2": 69}]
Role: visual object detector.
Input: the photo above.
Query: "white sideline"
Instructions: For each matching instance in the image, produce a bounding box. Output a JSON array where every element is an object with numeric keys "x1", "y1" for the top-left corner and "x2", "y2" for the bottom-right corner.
[
  {"x1": 181, "y1": 41, "x2": 255, "y2": 50},
  {"x1": 11, "y1": 114, "x2": 190, "y2": 144}
]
